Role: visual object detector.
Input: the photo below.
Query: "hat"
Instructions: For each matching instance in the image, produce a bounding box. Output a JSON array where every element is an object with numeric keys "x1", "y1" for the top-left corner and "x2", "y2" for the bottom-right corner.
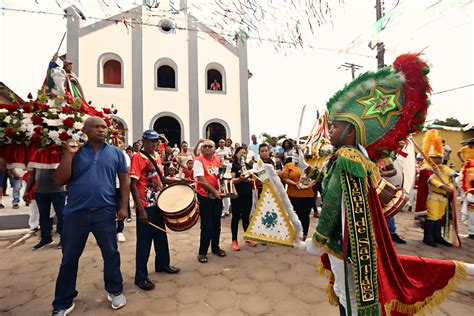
[
  {"x1": 422, "y1": 129, "x2": 444, "y2": 158},
  {"x1": 327, "y1": 53, "x2": 431, "y2": 161},
  {"x1": 63, "y1": 60, "x2": 73, "y2": 67},
  {"x1": 461, "y1": 138, "x2": 474, "y2": 145},
  {"x1": 142, "y1": 130, "x2": 160, "y2": 140}
]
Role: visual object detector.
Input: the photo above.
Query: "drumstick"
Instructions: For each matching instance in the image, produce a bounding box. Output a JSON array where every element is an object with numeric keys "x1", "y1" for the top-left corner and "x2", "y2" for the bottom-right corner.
[
  {"x1": 148, "y1": 222, "x2": 168, "y2": 234},
  {"x1": 174, "y1": 177, "x2": 208, "y2": 186}
]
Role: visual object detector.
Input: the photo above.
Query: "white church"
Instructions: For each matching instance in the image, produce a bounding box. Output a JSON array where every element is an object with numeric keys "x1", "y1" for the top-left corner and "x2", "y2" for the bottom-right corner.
[{"x1": 65, "y1": 1, "x2": 250, "y2": 147}]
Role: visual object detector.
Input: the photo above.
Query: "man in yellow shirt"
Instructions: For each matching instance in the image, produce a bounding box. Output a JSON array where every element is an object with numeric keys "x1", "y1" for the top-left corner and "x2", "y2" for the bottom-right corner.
[{"x1": 421, "y1": 130, "x2": 456, "y2": 247}]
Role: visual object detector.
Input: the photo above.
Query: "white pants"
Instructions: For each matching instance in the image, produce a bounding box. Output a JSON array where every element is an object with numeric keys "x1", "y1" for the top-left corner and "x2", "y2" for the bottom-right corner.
[
  {"x1": 328, "y1": 254, "x2": 358, "y2": 314},
  {"x1": 28, "y1": 200, "x2": 55, "y2": 230},
  {"x1": 461, "y1": 193, "x2": 474, "y2": 235},
  {"x1": 28, "y1": 200, "x2": 40, "y2": 230},
  {"x1": 222, "y1": 197, "x2": 230, "y2": 214}
]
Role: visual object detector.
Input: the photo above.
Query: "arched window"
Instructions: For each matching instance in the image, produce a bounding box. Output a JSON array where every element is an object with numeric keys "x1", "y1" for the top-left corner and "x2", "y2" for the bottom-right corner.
[
  {"x1": 157, "y1": 65, "x2": 176, "y2": 88},
  {"x1": 103, "y1": 60, "x2": 122, "y2": 85},
  {"x1": 205, "y1": 63, "x2": 226, "y2": 93},
  {"x1": 154, "y1": 58, "x2": 178, "y2": 90},
  {"x1": 97, "y1": 53, "x2": 124, "y2": 87}
]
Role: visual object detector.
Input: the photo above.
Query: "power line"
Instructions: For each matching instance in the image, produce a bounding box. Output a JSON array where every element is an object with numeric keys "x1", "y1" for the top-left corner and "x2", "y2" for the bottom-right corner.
[
  {"x1": 0, "y1": 6, "x2": 373, "y2": 58},
  {"x1": 432, "y1": 84, "x2": 474, "y2": 95}
]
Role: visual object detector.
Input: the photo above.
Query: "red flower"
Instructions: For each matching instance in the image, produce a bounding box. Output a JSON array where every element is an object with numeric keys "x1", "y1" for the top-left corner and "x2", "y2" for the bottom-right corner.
[
  {"x1": 103, "y1": 108, "x2": 112, "y2": 114},
  {"x1": 105, "y1": 118, "x2": 111, "y2": 127},
  {"x1": 62, "y1": 105, "x2": 73, "y2": 114},
  {"x1": 22, "y1": 103, "x2": 32, "y2": 113},
  {"x1": 112, "y1": 130, "x2": 119, "y2": 136},
  {"x1": 30, "y1": 134, "x2": 41, "y2": 144},
  {"x1": 32, "y1": 114, "x2": 43, "y2": 125},
  {"x1": 63, "y1": 117, "x2": 74, "y2": 129},
  {"x1": 2, "y1": 103, "x2": 18, "y2": 112},
  {"x1": 59, "y1": 132, "x2": 69, "y2": 141},
  {"x1": 40, "y1": 103, "x2": 50, "y2": 111},
  {"x1": 32, "y1": 100, "x2": 41, "y2": 112},
  {"x1": 50, "y1": 93, "x2": 56, "y2": 99},
  {"x1": 5, "y1": 128, "x2": 14, "y2": 138},
  {"x1": 27, "y1": 92, "x2": 33, "y2": 99}
]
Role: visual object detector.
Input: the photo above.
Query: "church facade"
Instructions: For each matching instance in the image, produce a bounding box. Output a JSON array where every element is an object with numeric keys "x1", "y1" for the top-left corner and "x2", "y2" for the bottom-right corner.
[{"x1": 65, "y1": 2, "x2": 250, "y2": 147}]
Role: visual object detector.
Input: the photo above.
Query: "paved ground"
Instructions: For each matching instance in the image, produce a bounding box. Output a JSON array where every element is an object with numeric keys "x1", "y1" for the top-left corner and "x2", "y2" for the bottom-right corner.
[{"x1": 0, "y1": 207, "x2": 473, "y2": 316}]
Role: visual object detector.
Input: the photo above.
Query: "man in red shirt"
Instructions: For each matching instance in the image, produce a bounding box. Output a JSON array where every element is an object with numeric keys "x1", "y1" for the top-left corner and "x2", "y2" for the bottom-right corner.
[
  {"x1": 194, "y1": 139, "x2": 227, "y2": 263},
  {"x1": 130, "y1": 130, "x2": 180, "y2": 291}
]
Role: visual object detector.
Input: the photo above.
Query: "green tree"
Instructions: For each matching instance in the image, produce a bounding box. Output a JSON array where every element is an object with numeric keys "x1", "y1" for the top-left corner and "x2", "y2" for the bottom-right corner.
[
  {"x1": 433, "y1": 117, "x2": 463, "y2": 127},
  {"x1": 260, "y1": 133, "x2": 287, "y2": 145}
]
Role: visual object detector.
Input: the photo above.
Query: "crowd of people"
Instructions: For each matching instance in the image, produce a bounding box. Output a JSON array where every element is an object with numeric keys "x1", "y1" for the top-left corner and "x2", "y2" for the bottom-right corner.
[{"x1": 1, "y1": 118, "x2": 473, "y2": 315}]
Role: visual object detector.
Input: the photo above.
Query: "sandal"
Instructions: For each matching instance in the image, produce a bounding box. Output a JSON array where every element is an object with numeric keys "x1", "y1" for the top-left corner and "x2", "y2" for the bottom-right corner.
[
  {"x1": 197, "y1": 254, "x2": 208, "y2": 263},
  {"x1": 212, "y1": 248, "x2": 227, "y2": 257}
]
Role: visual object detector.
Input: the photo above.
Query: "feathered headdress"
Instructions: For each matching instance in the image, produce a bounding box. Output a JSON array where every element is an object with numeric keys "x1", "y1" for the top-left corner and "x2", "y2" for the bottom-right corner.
[
  {"x1": 327, "y1": 53, "x2": 431, "y2": 161},
  {"x1": 461, "y1": 159, "x2": 474, "y2": 192},
  {"x1": 422, "y1": 129, "x2": 444, "y2": 158}
]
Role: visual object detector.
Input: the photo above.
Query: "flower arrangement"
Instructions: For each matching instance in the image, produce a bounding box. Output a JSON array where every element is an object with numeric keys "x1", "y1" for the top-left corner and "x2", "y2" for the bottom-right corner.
[{"x1": 0, "y1": 91, "x2": 118, "y2": 168}]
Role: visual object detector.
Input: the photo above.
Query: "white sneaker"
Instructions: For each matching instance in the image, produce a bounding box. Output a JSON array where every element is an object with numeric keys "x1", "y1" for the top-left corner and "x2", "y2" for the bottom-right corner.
[
  {"x1": 107, "y1": 292, "x2": 126, "y2": 310},
  {"x1": 117, "y1": 233, "x2": 126, "y2": 242}
]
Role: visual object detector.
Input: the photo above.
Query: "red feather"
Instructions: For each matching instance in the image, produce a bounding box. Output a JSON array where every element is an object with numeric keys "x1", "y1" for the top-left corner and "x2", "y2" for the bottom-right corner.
[{"x1": 366, "y1": 53, "x2": 431, "y2": 161}]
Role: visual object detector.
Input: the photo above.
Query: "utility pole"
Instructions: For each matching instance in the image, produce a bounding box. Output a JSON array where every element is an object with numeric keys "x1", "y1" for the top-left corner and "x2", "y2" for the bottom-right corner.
[
  {"x1": 338, "y1": 62, "x2": 363, "y2": 79},
  {"x1": 375, "y1": 0, "x2": 385, "y2": 69}
]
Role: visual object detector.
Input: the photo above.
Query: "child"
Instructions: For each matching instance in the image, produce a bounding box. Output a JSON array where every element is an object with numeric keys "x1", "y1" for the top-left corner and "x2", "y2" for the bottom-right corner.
[{"x1": 166, "y1": 164, "x2": 179, "y2": 180}]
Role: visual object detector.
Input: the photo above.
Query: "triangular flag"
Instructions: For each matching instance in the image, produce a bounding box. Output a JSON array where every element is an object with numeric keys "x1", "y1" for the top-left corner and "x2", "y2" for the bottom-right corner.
[{"x1": 244, "y1": 181, "x2": 295, "y2": 247}]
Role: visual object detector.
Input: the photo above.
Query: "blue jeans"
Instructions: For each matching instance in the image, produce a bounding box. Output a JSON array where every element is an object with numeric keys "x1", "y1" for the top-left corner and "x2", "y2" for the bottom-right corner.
[
  {"x1": 135, "y1": 206, "x2": 170, "y2": 284},
  {"x1": 35, "y1": 192, "x2": 66, "y2": 241},
  {"x1": 197, "y1": 195, "x2": 223, "y2": 255},
  {"x1": 52, "y1": 207, "x2": 123, "y2": 310},
  {"x1": 8, "y1": 175, "x2": 22, "y2": 205},
  {"x1": 386, "y1": 216, "x2": 396, "y2": 234}
]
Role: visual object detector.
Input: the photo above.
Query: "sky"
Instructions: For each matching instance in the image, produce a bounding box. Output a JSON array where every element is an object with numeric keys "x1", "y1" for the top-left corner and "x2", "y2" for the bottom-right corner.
[{"x1": 0, "y1": 0, "x2": 472, "y2": 141}]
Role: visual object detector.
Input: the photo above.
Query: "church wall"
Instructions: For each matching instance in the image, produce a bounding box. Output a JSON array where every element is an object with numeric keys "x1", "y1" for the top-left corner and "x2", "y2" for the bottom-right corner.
[
  {"x1": 78, "y1": 23, "x2": 134, "y2": 139},
  {"x1": 142, "y1": 15, "x2": 190, "y2": 142},
  {"x1": 197, "y1": 32, "x2": 242, "y2": 142}
]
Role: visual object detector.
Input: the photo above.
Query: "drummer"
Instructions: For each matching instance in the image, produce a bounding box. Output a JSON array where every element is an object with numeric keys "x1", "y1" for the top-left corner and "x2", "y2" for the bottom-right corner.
[{"x1": 130, "y1": 130, "x2": 180, "y2": 292}]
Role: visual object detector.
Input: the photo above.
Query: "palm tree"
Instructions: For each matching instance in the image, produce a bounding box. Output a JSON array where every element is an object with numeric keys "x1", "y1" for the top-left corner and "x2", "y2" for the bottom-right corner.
[{"x1": 260, "y1": 132, "x2": 287, "y2": 145}]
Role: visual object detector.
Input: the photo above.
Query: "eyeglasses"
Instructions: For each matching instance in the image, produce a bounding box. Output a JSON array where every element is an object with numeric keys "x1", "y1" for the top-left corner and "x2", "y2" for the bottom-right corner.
[{"x1": 202, "y1": 145, "x2": 214, "y2": 149}]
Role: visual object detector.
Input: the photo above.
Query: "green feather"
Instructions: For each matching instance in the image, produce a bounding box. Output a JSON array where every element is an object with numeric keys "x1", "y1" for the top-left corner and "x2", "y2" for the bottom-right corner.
[{"x1": 336, "y1": 155, "x2": 366, "y2": 178}]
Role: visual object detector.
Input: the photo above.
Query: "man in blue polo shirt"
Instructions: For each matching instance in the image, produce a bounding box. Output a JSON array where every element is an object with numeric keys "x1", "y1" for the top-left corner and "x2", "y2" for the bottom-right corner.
[{"x1": 51, "y1": 116, "x2": 129, "y2": 315}]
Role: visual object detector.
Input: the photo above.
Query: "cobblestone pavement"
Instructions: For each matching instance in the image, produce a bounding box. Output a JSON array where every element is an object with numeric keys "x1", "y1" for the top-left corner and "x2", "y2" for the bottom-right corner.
[{"x1": 0, "y1": 209, "x2": 473, "y2": 316}]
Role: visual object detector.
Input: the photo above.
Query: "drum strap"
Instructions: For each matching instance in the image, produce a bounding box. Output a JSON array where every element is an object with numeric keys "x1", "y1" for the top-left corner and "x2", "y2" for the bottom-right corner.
[{"x1": 140, "y1": 150, "x2": 166, "y2": 187}]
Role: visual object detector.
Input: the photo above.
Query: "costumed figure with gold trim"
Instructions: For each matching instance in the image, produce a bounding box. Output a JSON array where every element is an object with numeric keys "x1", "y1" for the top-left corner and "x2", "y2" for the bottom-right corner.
[
  {"x1": 416, "y1": 130, "x2": 458, "y2": 248},
  {"x1": 461, "y1": 159, "x2": 474, "y2": 239},
  {"x1": 458, "y1": 138, "x2": 474, "y2": 194},
  {"x1": 305, "y1": 53, "x2": 474, "y2": 315}
]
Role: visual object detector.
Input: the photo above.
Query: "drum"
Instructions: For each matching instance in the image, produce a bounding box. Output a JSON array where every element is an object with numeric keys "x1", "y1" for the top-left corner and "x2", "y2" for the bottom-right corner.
[
  {"x1": 156, "y1": 184, "x2": 199, "y2": 232},
  {"x1": 375, "y1": 177, "x2": 408, "y2": 218}
]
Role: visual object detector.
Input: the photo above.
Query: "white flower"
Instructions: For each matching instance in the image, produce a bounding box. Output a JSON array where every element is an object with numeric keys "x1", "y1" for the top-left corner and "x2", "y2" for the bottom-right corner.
[
  {"x1": 71, "y1": 133, "x2": 81, "y2": 141},
  {"x1": 58, "y1": 113, "x2": 69, "y2": 120},
  {"x1": 3, "y1": 115, "x2": 11, "y2": 123},
  {"x1": 22, "y1": 113, "x2": 32, "y2": 119},
  {"x1": 0, "y1": 108, "x2": 8, "y2": 113},
  {"x1": 45, "y1": 119, "x2": 61, "y2": 127},
  {"x1": 48, "y1": 130, "x2": 60, "y2": 140},
  {"x1": 73, "y1": 121, "x2": 83, "y2": 130},
  {"x1": 21, "y1": 117, "x2": 32, "y2": 125}
]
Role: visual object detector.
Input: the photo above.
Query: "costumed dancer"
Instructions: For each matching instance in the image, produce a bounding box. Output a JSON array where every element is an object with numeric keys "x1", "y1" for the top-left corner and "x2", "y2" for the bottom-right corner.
[
  {"x1": 461, "y1": 160, "x2": 474, "y2": 239},
  {"x1": 307, "y1": 53, "x2": 473, "y2": 315},
  {"x1": 417, "y1": 130, "x2": 457, "y2": 247}
]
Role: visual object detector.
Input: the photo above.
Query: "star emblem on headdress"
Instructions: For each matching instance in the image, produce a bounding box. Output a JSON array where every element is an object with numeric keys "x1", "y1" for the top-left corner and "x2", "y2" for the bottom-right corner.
[{"x1": 356, "y1": 86, "x2": 402, "y2": 128}]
